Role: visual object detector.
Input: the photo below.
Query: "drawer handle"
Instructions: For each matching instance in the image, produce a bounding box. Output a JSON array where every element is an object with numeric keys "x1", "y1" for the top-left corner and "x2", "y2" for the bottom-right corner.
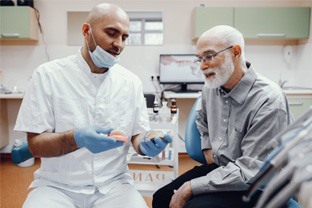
[
  {"x1": 1, "y1": 33, "x2": 20, "y2": 38},
  {"x1": 257, "y1": 33, "x2": 286, "y2": 38},
  {"x1": 289, "y1": 102, "x2": 303, "y2": 106}
]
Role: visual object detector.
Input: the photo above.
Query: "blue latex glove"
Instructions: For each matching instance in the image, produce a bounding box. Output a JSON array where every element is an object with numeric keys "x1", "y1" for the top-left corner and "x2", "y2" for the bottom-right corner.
[
  {"x1": 140, "y1": 132, "x2": 172, "y2": 157},
  {"x1": 74, "y1": 125, "x2": 123, "y2": 153}
]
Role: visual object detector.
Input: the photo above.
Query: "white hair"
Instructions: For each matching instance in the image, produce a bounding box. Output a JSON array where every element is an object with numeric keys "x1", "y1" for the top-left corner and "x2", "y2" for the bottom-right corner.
[{"x1": 202, "y1": 25, "x2": 247, "y2": 69}]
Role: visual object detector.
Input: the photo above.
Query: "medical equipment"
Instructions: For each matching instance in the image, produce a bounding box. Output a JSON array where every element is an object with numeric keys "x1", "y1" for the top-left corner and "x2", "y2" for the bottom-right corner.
[{"x1": 243, "y1": 107, "x2": 312, "y2": 207}]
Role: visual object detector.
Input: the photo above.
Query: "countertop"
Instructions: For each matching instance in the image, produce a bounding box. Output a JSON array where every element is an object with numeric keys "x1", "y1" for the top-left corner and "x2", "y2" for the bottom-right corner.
[
  {"x1": 1, "y1": 89, "x2": 312, "y2": 100},
  {"x1": 0, "y1": 93, "x2": 24, "y2": 99},
  {"x1": 283, "y1": 89, "x2": 312, "y2": 95},
  {"x1": 164, "y1": 89, "x2": 312, "y2": 99}
]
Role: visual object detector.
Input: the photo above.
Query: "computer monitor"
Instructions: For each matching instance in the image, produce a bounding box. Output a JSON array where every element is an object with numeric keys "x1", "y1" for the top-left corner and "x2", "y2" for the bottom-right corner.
[{"x1": 159, "y1": 54, "x2": 205, "y2": 92}]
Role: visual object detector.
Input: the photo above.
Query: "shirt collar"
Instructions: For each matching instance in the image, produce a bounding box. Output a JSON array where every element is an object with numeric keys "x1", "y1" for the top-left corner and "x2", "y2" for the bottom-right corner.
[
  {"x1": 77, "y1": 48, "x2": 92, "y2": 76},
  {"x1": 77, "y1": 48, "x2": 110, "y2": 77},
  {"x1": 219, "y1": 62, "x2": 257, "y2": 105}
]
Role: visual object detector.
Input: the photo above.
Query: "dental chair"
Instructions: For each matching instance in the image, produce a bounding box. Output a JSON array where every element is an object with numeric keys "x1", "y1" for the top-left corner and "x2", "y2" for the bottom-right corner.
[{"x1": 184, "y1": 96, "x2": 301, "y2": 208}]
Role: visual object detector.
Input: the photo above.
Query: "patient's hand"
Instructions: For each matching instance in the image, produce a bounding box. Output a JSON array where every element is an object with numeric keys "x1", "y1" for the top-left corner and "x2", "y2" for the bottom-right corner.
[
  {"x1": 203, "y1": 149, "x2": 214, "y2": 164},
  {"x1": 169, "y1": 181, "x2": 192, "y2": 208}
]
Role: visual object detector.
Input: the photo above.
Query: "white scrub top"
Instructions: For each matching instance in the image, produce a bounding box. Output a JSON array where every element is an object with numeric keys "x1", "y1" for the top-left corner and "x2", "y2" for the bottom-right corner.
[{"x1": 14, "y1": 49, "x2": 150, "y2": 194}]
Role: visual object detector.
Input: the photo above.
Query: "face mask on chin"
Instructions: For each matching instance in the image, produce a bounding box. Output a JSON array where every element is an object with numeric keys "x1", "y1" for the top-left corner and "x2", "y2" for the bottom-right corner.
[{"x1": 86, "y1": 26, "x2": 120, "y2": 69}]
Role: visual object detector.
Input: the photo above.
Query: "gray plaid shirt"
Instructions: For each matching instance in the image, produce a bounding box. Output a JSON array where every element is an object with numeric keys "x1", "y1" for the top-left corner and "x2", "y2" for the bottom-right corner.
[{"x1": 191, "y1": 63, "x2": 293, "y2": 195}]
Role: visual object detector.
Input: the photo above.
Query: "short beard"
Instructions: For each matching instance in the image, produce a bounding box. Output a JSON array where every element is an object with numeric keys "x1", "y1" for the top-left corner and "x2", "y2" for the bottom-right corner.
[{"x1": 202, "y1": 54, "x2": 234, "y2": 89}]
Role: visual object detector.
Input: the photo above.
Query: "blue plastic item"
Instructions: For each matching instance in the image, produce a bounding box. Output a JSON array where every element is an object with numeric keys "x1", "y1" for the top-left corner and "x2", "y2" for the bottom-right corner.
[{"x1": 11, "y1": 143, "x2": 33, "y2": 164}]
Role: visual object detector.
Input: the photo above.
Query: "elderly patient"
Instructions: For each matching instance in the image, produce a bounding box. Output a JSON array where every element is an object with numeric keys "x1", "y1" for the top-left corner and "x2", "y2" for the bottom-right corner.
[{"x1": 152, "y1": 25, "x2": 293, "y2": 208}]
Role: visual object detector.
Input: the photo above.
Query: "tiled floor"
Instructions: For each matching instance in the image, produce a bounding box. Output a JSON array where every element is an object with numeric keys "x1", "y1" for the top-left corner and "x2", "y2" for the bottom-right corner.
[{"x1": 0, "y1": 154, "x2": 200, "y2": 208}]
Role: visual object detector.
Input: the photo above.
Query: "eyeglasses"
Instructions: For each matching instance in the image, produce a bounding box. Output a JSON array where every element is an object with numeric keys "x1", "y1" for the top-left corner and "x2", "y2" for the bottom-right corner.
[{"x1": 194, "y1": 46, "x2": 233, "y2": 64}]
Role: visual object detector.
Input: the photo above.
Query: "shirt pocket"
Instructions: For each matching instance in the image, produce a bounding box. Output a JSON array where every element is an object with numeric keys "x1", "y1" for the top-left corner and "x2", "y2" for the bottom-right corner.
[
  {"x1": 96, "y1": 96, "x2": 136, "y2": 132},
  {"x1": 54, "y1": 96, "x2": 90, "y2": 132},
  {"x1": 227, "y1": 116, "x2": 245, "y2": 159}
]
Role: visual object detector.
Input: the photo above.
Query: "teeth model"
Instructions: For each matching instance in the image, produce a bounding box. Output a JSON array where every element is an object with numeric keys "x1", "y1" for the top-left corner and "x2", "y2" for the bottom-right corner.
[{"x1": 109, "y1": 130, "x2": 128, "y2": 142}]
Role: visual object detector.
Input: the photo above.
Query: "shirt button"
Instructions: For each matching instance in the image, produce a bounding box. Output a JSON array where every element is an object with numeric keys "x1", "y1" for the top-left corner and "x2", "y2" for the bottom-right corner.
[
  {"x1": 213, "y1": 154, "x2": 216, "y2": 157},
  {"x1": 223, "y1": 119, "x2": 227, "y2": 122},
  {"x1": 219, "y1": 137, "x2": 222, "y2": 141},
  {"x1": 225, "y1": 100, "x2": 228, "y2": 104}
]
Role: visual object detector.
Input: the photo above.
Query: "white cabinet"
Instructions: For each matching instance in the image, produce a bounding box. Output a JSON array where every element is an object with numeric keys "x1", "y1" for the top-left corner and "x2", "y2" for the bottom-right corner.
[
  {"x1": 127, "y1": 111, "x2": 179, "y2": 197},
  {"x1": 0, "y1": 95, "x2": 24, "y2": 151},
  {"x1": 0, "y1": 100, "x2": 9, "y2": 149}
]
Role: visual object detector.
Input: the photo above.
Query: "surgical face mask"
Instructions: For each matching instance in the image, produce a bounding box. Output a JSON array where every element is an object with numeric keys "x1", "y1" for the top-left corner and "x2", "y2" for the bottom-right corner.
[{"x1": 87, "y1": 27, "x2": 120, "y2": 69}]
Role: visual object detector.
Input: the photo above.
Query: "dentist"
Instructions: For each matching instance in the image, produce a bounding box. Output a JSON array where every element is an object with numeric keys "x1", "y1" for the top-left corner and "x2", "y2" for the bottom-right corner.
[{"x1": 15, "y1": 3, "x2": 171, "y2": 208}]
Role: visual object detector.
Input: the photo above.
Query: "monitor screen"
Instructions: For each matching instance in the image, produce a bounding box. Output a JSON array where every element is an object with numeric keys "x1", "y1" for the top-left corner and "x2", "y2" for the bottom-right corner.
[{"x1": 159, "y1": 54, "x2": 205, "y2": 85}]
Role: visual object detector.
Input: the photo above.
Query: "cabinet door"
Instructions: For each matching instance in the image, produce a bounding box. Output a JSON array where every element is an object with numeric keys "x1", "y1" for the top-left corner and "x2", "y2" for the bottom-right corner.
[
  {"x1": 234, "y1": 7, "x2": 311, "y2": 39},
  {"x1": 193, "y1": 7, "x2": 234, "y2": 40},
  {"x1": 288, "y1": 96, "x2": 312, "y2": 120},
  {"x1": 0, "y1": 6, "x2": 38, "y2": 41},
  {"x1": 0, "y1": 100, "x2": 9, "y2": 149}
]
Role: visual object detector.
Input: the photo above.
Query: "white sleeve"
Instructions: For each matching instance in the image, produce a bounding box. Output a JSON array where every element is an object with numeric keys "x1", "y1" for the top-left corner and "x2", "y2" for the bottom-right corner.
[{"x1": 14, "y1": 66, "x2": 54, "y2": 133}]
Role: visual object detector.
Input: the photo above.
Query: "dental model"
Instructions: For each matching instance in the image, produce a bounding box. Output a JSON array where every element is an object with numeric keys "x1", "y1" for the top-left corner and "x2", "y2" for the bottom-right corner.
[
  {"x1": 109, "y1": 130, "x2": 128, "y2": 142},
  {"x1": 145, "y1": 130, "x2": 167, "y2": 142}
]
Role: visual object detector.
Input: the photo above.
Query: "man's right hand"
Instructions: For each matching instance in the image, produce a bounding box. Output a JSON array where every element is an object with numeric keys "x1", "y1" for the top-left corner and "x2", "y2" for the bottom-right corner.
[{"x1": 74, "y1": 125, "x2": 123, "y2": 153}]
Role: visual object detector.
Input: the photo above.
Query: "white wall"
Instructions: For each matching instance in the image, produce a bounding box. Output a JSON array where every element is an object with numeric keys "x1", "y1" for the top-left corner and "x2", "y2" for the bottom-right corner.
[
  {"x1": 1, "y1": 0, "x2": 312, "y2": 92},
  {"x1": 1, "y1": 0, "x2": 312, "y2": 150}
]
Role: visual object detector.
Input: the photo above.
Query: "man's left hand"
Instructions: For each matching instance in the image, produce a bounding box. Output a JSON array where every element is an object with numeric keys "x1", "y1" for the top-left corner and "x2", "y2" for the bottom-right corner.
[
  {"x1": 139, "y1": 132, "x2": 172, "y2": 157},
  {"x1": 169, "y1": 181, "x2": 193, "y2": 208}
]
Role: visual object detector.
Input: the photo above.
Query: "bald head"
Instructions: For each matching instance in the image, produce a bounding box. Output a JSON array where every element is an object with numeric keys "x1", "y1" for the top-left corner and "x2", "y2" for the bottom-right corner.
[
  {"x1": 81, "y1": 3, "x2": 130, "y2": 72},
  {"x1": 86, "y1": 3, "x2": 129, "y2": 26}
]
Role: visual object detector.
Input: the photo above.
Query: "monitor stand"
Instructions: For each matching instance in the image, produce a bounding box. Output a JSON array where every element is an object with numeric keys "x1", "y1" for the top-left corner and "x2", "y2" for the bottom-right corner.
[
  {"x1": 181, "y1": 83, "x2": 187, "y2": 92},
  {"x1": 174, "y1": 84, "x2": 200, "y2": 93}
]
